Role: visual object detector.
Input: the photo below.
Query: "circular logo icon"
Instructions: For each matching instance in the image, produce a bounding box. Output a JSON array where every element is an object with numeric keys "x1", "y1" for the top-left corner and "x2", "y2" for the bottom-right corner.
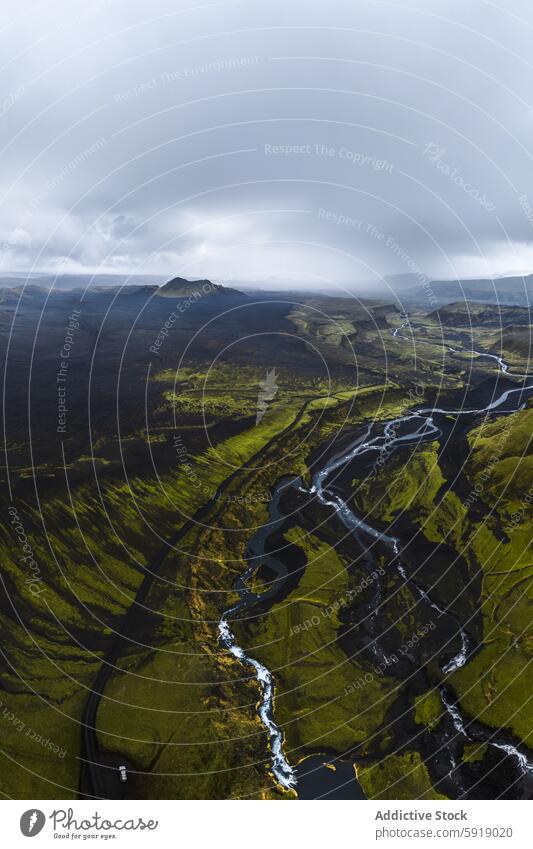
[{"x1": 20, "y1": 809, "x2": 46, "y2": 837}]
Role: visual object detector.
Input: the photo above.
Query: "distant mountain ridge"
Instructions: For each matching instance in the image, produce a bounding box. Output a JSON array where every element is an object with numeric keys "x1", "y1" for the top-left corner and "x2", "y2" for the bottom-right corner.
[
  {"x1": 0, "y1": 273, "x2": 164, "y2": 291},
  {"x1": 0, "y1": 272, "x2": 531, "y2": 309},
  {"x1": 385, "y1": 273, "x2": 533, "y2": 308},
  {"x1": 0, "y1": 275, "x2": 246, "y2": 302}
]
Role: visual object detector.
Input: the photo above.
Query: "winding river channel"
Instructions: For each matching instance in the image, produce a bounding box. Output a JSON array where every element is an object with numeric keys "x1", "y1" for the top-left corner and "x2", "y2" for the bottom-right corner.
[{"x1": 218, "y1": 333, "x2": 533, "y2": 795}]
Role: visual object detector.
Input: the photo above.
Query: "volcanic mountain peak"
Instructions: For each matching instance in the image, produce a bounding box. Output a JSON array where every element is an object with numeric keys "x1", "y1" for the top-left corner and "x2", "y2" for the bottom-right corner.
[{"x1": 157, "y1": 276, "x2": 244, "y2": 298}]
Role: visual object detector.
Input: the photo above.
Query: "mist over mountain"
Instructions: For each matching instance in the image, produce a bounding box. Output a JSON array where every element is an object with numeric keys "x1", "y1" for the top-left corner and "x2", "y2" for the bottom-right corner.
[
  {"x1": 2, "y1": 271, "x2": 531, "y2": 311},
  {"x1": 381, "y1": 274, "x2": 533, "y2": 308}
]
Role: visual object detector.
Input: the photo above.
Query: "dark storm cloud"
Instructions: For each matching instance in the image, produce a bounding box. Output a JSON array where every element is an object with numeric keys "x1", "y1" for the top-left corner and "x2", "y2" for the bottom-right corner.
[{"x1": 1, "y1": 0, "x2": 533, "y2": 289}]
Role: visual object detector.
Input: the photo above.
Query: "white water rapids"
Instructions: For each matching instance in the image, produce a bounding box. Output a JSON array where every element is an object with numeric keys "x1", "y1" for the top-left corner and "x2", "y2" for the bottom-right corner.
[
  {"x1": 439, "y1": 688, "x2": 533, "y2": 776},
  {"x1": 217, "y1": 615, "x2": 297, "y2": 788}
]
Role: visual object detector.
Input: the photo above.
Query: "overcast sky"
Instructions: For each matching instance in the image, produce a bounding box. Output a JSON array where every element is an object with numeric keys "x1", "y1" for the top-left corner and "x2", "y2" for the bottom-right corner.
[{"x1": 1, "y1": 0, "x2": 533, "y2": 289}]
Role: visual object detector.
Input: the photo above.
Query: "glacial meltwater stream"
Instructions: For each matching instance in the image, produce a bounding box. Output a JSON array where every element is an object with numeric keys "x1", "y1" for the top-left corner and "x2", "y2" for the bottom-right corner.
[{"x1": 218, "y1": 335, "x2": 533, "y2": 793}]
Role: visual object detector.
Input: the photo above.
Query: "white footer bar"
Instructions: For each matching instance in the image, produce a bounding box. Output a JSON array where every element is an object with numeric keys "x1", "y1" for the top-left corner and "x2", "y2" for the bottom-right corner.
[{"x1": 4, "y1": 799, "x2": 530, "y2": 848}]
